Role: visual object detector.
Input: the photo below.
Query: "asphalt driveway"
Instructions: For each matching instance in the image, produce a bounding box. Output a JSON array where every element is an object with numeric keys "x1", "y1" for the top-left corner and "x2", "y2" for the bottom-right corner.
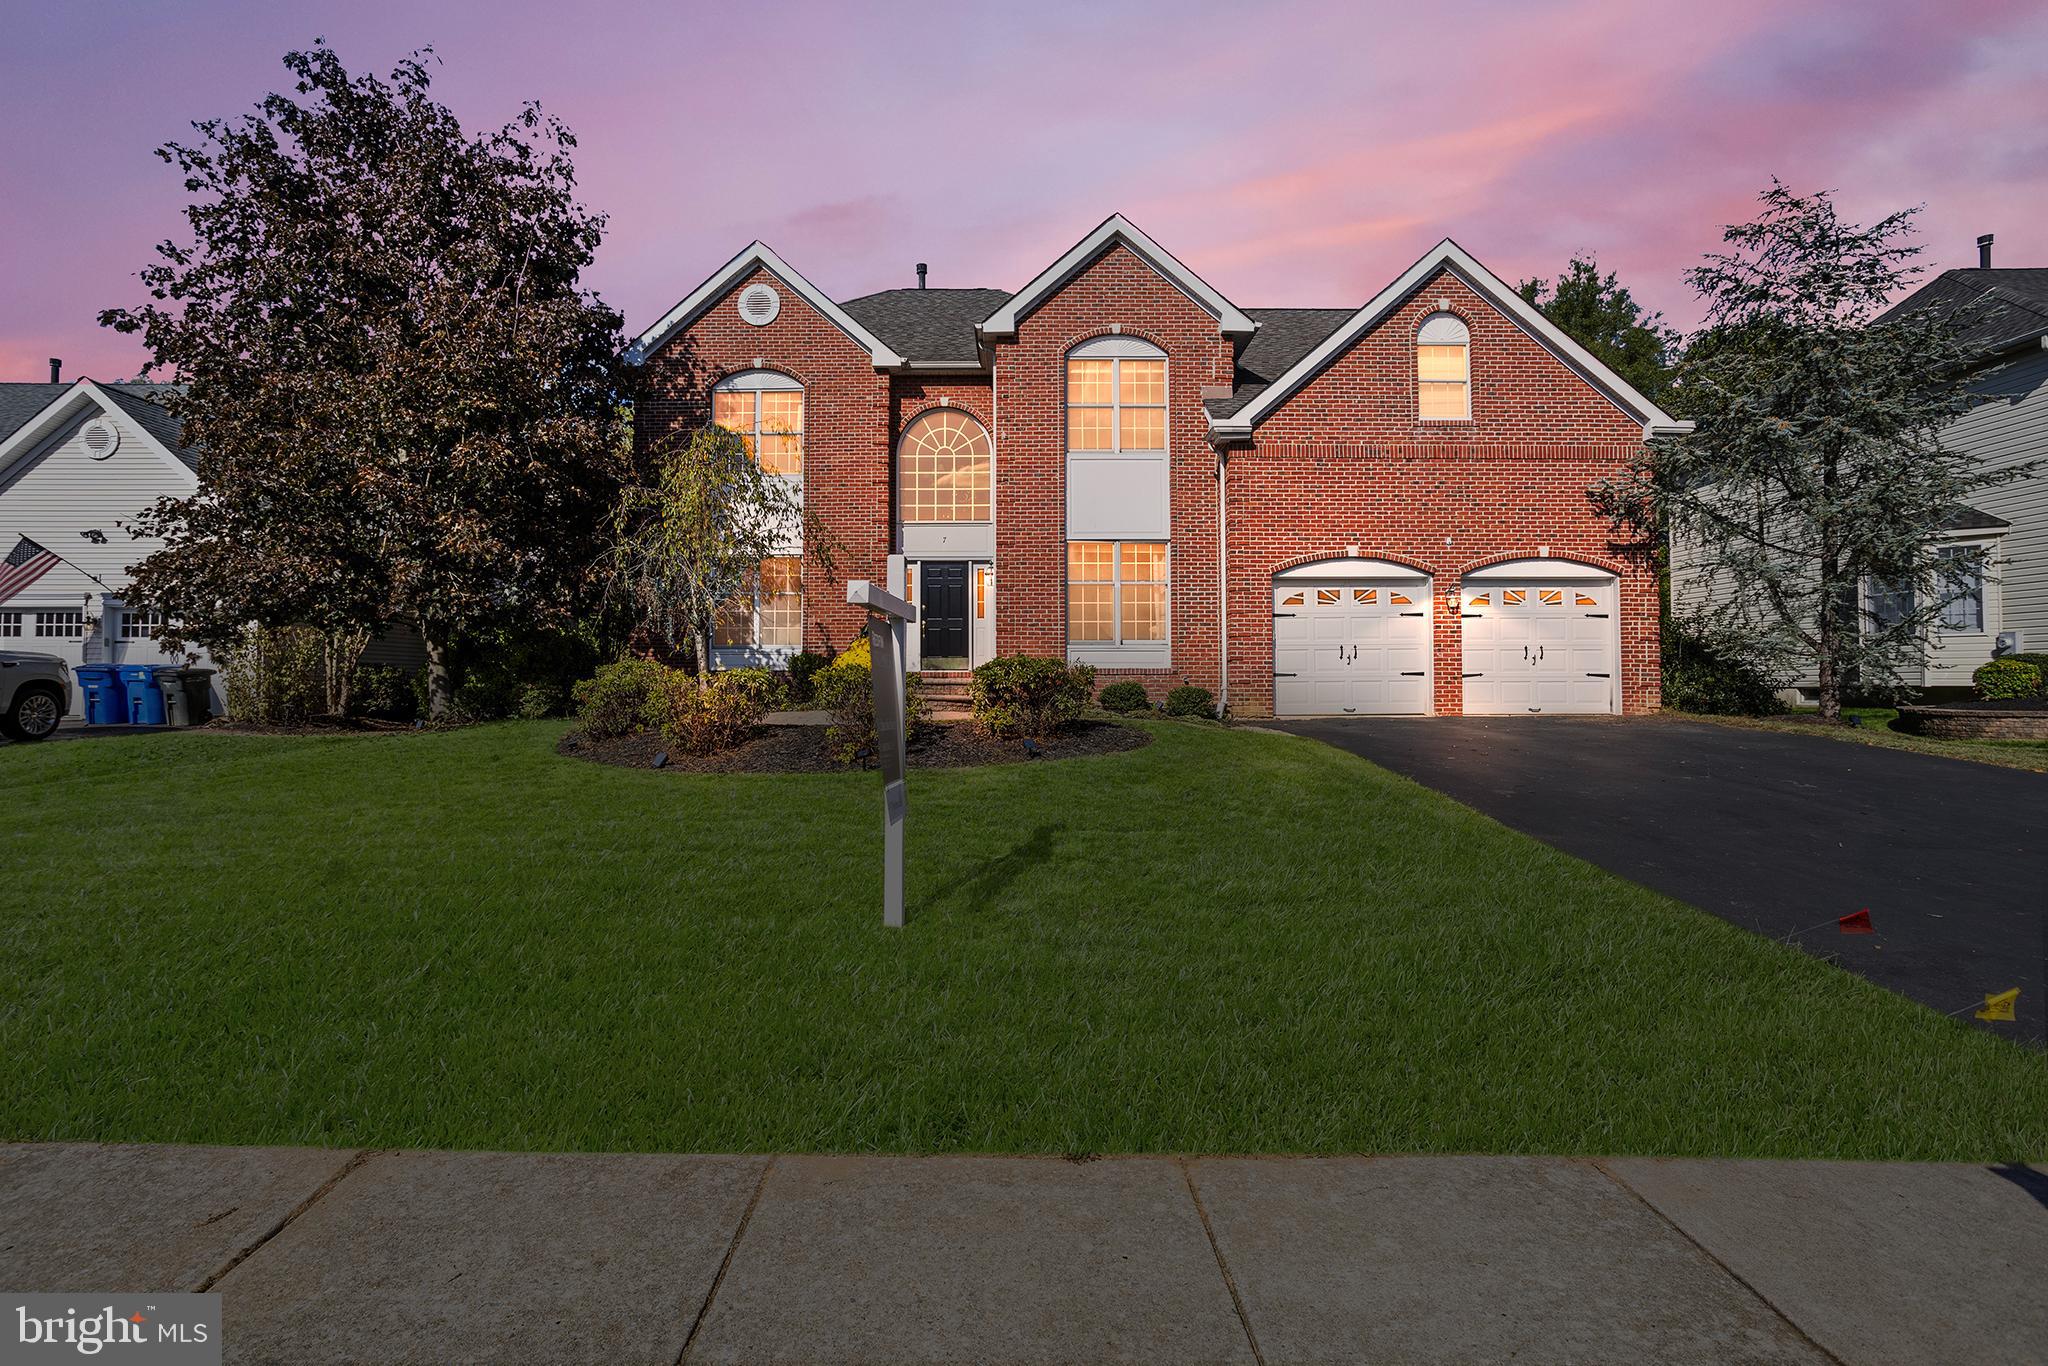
[{"x1": 1269, "y1": 716, "x2": 2047, "y2": 1043}]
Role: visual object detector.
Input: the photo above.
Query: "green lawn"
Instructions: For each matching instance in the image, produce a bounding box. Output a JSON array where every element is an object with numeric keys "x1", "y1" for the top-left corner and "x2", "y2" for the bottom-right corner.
[
  {"x1": 4, "y1": 721, "x2": 2043, "y2": 1160},
  {"x1": 1683, "y1": 705, "x2": 2048, "y2": 772}
]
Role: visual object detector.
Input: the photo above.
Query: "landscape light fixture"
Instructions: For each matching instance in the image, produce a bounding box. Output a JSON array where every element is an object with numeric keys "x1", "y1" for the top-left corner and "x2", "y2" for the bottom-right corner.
[
  {"x1": 1022, "y1": 737, "x2": 1043, "y2": 759},
  {"x1": 651, "y1": 751, "x2": 668, "y2": 769}
]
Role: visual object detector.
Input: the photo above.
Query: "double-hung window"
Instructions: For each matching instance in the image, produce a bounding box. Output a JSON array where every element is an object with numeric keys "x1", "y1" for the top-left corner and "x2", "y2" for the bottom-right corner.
[
  {"x1": 1066, "y1": 346, "x2": 1166, "y2": 453},
  {"x1": 712, "y1": 370, "x2": 804, "y2": 477},
  {"x1": 1934, "y1": 545, "x2": 1985, "y2": 632},
  {"x1": 1067, "y1": 541, "x2": 1167, "y2": 647},
  {"x1": 715, "y1": 557, "x2": 802, "y2": 654},
  {"x1": 1417, "y1": 312, "x2": 1471, "y2": 421}
]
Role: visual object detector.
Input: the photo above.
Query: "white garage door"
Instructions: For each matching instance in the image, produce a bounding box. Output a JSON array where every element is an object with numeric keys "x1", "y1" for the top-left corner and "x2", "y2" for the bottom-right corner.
[
  {"x1": 1273, "y1": 576, "x2": 1432, "y2": 716},
  {"x1": 1461, "y1": 578, "x2": 1617, "y2": 714}
]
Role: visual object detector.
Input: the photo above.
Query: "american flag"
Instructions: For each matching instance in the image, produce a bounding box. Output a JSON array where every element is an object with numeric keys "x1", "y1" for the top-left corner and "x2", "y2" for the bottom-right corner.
[{"x1": 0, "y1": 536, "x2": 61, "y2": 603}]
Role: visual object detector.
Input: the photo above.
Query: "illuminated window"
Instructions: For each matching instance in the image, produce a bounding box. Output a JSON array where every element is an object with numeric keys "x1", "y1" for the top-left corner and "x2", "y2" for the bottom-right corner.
[
  {"x1": 714, "y1": 557, "x2": 802, "y2": 651},
  {"x1": 1389, "y1": 592, "x2": 1413, "y2": 605},
  {"x1": 1068, "y1": 541, "x2": 1166, "y2": 645},
  {"x1": 1067, "y1": 340, "x2": 1166, "y2": 453},
  {"x1": 1280, "y1": 591, "x2": 1305, "y2": 606},
  {"x1": 898, "y1": 409, "x2": 991, "y2": 523},
  {"x1": 1538, "y1": 589, "x2": 1563, "y2": 606},
  {"x1": 1502, "y1": 590, "x2": 1525, "y2": 605},
  {"x1": 1317, "y1": 588, "x2": 1341, "y2": 605},
  {"x1": 1352, "y1": 588, "x2": 1378, "y2": 604},
  {"x1": 1575, "y1": 593, "x2": 1598, "y2": 607},
  {"x1": 712, "y1": 371, "x2": 804, "y2": 476},
  {"x1": 1417, "y1": 312, "x2": 1470, "y2": 421},
  {"x1": 1466, "y1": 592, "x2": 1490, "y2": 607}
]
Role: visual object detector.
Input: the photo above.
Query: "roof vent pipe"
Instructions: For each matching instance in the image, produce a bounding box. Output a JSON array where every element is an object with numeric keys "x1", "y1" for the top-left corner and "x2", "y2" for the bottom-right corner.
[
  {"x1": 916, "y1": 262, "x2": 927, "y2": 289},
  {"x1": 49, "y1": 358, "x2": 61, "y2": 384},
  {"x1": 1978, "y1": 234, "x2": 1994, "y2": 269}
]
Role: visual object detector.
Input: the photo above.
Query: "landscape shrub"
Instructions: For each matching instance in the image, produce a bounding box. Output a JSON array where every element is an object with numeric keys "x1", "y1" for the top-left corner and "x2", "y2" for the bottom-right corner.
[
  {"x1": 220, "y1": 625, "x2": 329, "y2": 726},
  {"x1": 970, "y1": 655, "x2": 1095, "y2": 737},
  {"x1": 786, "y1": 651, "x2": 829, "y2": 705},
  {"x1": 1096, "y1": 680, "x2": 1152, "y2": 715},
  {"x1": 815, "y1": 655, "x2": 928, "y2": 764},
  {"x1": 571, "y1": 658, "x2": 673, "y2": 740},
  {"x1": 1999, "y1": 651, "x2": 2048, "y2": 685},
  {"x1": 515, "y1": 681, "x2": 566, "y2": 720},
  {"x1": 346, "y1": 664, "x2": 417, "y2": 722},
  {"x1": 1973, "y1": 657, "x2": 2043, "y2": 701},
  {"x1": 657, "y1": 670, "x2": 773, "y2": 755},
  {"x1": 1661, "y1": 618, "x2": 1786, "y2": 716},
  {"x1": 1162, "y1": 684, "x2": 1215, "y2": 718}
]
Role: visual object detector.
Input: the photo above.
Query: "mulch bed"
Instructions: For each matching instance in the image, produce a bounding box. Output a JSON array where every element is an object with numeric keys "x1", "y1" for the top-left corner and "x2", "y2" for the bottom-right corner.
[{"x1": 560, "y1": 719, "x2": 1151, "y2": 774}]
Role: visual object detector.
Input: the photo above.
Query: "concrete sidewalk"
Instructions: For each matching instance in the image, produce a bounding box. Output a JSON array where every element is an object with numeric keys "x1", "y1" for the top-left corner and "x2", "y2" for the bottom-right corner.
[{"x1": 3, "y1": 1145, "x2": 2044, "y2": 1364}]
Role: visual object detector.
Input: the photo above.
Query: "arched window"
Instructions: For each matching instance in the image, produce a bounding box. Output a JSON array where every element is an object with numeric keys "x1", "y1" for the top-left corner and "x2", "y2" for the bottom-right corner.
[
  {"x1": 1067, "y1": 336, "x2": 1166, "y2": 452},
  {"x1": 1416, "y1": 313, "x2": 1470, "y2": 421},
  {"x1": 898, "y1": 409, "x2": 992, "y2": 523},
  {"x1": 712, "y1": 369, "x2": 804, "y2": 476}
]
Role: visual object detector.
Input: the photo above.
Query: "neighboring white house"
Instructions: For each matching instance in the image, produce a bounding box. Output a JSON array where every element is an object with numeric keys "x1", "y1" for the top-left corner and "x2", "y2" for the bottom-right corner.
[
  {"x1": 0, "y1": 376, "x2": 222, "y2": 716},
  {"x1": 1671, "y1": 244, "x2": 2046, "y2": 701}
]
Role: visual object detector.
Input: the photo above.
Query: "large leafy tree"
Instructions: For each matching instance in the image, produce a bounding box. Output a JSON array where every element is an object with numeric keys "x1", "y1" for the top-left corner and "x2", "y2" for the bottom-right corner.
[
  {"x1": 103, "y1": 43, "x2": 630, "y2": 717},
  {"x1": 1593, "y1": 182, "x2": 2034, "y2": 721},
  {"x1": 1517, "y1": 254, "x2": 1681, "y2": 403}
]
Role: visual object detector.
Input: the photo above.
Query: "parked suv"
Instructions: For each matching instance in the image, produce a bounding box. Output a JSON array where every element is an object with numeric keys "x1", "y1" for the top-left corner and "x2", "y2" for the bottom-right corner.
[{"x1": 0, "y1": 651, "x2": 71, "y2": 742}]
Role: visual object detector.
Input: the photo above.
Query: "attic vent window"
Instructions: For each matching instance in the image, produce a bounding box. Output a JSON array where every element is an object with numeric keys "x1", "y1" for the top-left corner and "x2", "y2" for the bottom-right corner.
[
  {"x1": 81, "y1": 419, "x2": 120, "y2": 460},
  {"x1": 738, "y1": 282, "x2": 781, "y2": 326}
]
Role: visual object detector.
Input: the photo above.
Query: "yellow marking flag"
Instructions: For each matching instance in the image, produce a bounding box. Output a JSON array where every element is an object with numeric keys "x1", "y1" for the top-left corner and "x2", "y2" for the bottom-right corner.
[{"x1": 1975, "y1": 989, "x2": 2020, "y2": 1023}]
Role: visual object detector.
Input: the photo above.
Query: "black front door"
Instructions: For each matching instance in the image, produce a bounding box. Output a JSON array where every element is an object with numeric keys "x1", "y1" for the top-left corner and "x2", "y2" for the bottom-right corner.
[{"x1": 920, "y1": 561, "x2": 970, "y2": 667}]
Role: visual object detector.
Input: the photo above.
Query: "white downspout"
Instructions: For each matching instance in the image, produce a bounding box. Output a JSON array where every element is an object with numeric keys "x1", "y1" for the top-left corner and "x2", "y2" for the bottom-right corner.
[{"x1": 1216, "y1": 448, "x2": 1228, "y2": 717}]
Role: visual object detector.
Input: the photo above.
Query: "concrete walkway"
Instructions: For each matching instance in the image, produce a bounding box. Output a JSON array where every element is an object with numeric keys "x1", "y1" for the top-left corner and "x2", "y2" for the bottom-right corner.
[{"x1": 4, "y1": 1146, "x2": 2045, "y2": 1364}]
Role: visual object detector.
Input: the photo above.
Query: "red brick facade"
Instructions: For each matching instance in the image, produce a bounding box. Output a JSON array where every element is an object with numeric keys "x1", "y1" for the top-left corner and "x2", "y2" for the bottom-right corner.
[{"x1": 632, "y1": 230, "x2": 1662, "y2": 716}]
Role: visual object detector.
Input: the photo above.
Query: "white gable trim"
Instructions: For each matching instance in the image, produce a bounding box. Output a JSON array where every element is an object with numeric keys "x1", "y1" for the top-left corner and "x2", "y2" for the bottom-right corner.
[
  {"x1": 0, "y1": 380, "x2": 197, "y2": 489},
  {"x1": 625, "y1": 241, "x2": 906, "y2": 368},
  {"x1": 979, "y1": 214, "x2": 1257, "y2": 340},
  {"x1": 1209, "y1": 239, "x2": 1691, "y2": 442}
]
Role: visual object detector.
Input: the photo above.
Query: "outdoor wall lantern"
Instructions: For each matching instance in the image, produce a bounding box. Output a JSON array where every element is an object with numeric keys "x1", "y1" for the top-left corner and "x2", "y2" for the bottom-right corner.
[{"x1": 847, "y1": 579, "x2": 917, "y2": 928}]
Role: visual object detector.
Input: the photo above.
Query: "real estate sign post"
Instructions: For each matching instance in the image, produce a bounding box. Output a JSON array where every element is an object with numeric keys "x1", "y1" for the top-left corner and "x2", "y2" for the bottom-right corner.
[{"x1": 847, "y1": 580, "x2": 916, "y2": 928}]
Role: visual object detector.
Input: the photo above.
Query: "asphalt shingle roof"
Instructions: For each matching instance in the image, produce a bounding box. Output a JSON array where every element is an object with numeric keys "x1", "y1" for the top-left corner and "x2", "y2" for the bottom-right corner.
[
  {"x1": 1875, "y1": 268, "x2": 2048, "y2": 361},
  {"x1": 0, "y1": 382, "x2": 189, "y2": 468},
  {"x1": 1207, "y1": 307, "x2": 1356, "y2": 418},
  {"x1": 1938, "y1": 503, "x2": 2012, "y2": 532},
  {"x1": 838, "y1": 288, "x2": 1012, "y2": 367}
]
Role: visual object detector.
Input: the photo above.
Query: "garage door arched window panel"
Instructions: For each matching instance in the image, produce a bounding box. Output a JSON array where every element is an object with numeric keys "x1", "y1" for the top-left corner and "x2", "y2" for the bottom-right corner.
[
  {"x1": 1067, "y1": 337, "x2": 1166, "y2": 454},
  {"x1": 1417, "y1": 312, "x2": 1470, "y2": 421},
  {"x1": 712, "y1": 370, "x2": 804, "y2": 478},
  {"x1": 898, "y1": 409, "x2": 992, "y2": 524}
]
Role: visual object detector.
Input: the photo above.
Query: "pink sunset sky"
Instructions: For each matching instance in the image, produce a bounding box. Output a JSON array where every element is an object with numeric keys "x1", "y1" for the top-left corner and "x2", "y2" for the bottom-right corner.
[{"x1": 4, "y1": 0, "x2": 2046, "y2": 382}]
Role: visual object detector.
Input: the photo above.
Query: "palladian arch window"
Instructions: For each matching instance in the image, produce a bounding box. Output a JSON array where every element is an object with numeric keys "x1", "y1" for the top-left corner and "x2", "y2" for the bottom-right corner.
[
  {"x1": 712, "y1": 369, "x2": 804, "y2": 476},
  {"x1": 1416, "y1": 312, "x2": 1470, "y2": 421},
  {"x1": 1067, "y1": 336, "x2": 1166, "y2": 452},
  {"x1": 898, "y1": 408, "x2": 992, "y2": 523}
]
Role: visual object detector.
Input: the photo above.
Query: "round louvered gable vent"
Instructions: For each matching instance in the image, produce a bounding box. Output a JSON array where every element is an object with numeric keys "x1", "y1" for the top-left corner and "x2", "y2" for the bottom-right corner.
[
  {"x1": 738, "y1": 282, "x2": 781, "y2": 326},
  {"x1": 81, "y1": 419, "x2": 120, "y2": 460}
]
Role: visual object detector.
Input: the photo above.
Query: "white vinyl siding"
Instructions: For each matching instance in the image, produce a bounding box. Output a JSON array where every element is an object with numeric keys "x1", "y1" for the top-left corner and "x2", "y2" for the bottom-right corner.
[{"x1": 1945, "y1": 348, "x2": 2048, "y2": 665}]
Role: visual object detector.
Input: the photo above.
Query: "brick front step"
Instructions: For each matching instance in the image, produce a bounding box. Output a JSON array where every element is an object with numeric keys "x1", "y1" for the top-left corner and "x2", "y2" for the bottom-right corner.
[{"x1": 915, "y1": 673, "x2": 973, "y2": 721}]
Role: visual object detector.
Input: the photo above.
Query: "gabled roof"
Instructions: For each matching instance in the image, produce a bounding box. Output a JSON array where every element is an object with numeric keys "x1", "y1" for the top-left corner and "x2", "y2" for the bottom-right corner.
[
  {"x1": 1875, "y1": 267, "x2": 2048, "y2": 362},
  {"x1": 1938, "y1": 503, "x2": 2012, "y2": 533},
  {"x1": 1208, "y1": 238, "x2": 1689, "y2": 442},
  {"x1": 625, "y1": 241, "x2": 908, "y2": 368},
  {"x1": 840, "y1": 288, "x2": 1011, "y2": 369},
  {"x1": 0, "y1": 380, "x2": 197, "y2": 485},
  {"x1": 979, "y1": 214, "x2": 1257, "y2": 339}
]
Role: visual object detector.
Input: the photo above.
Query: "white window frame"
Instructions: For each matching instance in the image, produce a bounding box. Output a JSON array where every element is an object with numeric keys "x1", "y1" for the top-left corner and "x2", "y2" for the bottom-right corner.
[
  {"x1": 0, "y1": 610, "x2": 19, "y2": 638},
  {"x1": 897, "y1": 408, "x2": 993, "y2": 525},
  {"x1": 1066, "y1": 539, "x2": 1170, "y2": 669},
  {"x1": 1417, "y1": 311, "x2": 1472, "y2": 422},
  {"x1": 120, "y1": 607, "x2": 164, "y2": 640},
  {"x1": 711, "y1": 369, "x2": 805, "y2": 481},
  {"x1": 712, "y1": 556, "x2": 802, "y2": 666},
  {"x1": 1933, "y1": 543, "x2": 1986, "y2": 634},
  {"x1": 1065, "y1": 336, "x2": 1168, "y2": 455},
  {"x1": 33, "y1": 609, "x2": 86, "y2": 639}
]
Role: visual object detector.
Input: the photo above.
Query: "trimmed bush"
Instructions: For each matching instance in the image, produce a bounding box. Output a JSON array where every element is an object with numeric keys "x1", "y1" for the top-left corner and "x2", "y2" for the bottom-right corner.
[
  {"x1": 1162, "y1": 684, "x2": 1215, "y2": 718},
  {"x1": 571, "y1": 658, "x2": 673, "y2": 740},
  {"x1": 657, "y1": 670, "x2": 773, "y2": 755},
  {"x1": 786, "y1": 651, "x2": 829, "y2": 705},
  {"x1": 1097, "y1": 680, "x2": 1152, "y2": 715},
  {"x1": 971, "y1": 655, "x2": 1095, "y2": 737},
  {"x1": 814, "y1": 656, "x2": 928, "y2": 764},
  {"x1": 1661, "y1": 619, "x2": 1785, "y2": 717},
  {"x1": 1973, "y1": 657, "x2": 2043, "y2": 701},
  {"x1": 2002, "y1": 651, "x2": 2048, "y2": 682}
]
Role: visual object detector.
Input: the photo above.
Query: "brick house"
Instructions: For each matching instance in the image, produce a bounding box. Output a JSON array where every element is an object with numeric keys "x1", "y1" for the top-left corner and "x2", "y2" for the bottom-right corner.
[{"x1": 628, "y1": 215, "x2": 1687, "y2": 717}]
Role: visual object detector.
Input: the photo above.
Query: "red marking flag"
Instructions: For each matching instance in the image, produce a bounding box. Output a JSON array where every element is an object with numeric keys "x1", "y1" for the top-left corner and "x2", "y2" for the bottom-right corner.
[{"x1": 1838, "y1": 909, "x2": 1874, "y2": 934}]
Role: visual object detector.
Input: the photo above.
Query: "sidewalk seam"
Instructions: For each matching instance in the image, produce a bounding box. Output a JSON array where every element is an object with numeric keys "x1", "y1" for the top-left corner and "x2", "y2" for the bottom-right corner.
[
  {"x1": 1590, "y1": 1159, "x2": 1847, "y2": 1366},
  {"x1": 676, "y1": 1154, "x2": 775, "y2": 1365},
  {"x1": 196, "y1": 1147, "x2": 373, "y2": 1292},
  {"x1": 1178, "y1": 1158, "x2": 1267, "y2": 1366}
]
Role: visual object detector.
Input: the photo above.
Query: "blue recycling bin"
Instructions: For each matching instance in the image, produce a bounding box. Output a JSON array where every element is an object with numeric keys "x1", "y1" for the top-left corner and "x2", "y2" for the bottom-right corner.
[
  {"x1": 117, "y1": 663, "x2": 167, "y2": 725},
  {"x1": 75, "y1": 664, "x2": 123, "y2": 725}
]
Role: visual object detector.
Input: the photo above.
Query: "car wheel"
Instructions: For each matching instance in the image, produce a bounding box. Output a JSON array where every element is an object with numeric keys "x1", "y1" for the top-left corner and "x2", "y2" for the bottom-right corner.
[{"x1": 4, "y1": 686, "x2": 63, "y2": 741}]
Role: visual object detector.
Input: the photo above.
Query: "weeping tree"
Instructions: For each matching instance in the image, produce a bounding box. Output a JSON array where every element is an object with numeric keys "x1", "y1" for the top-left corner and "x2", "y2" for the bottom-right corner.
[
  {"x1": 604, "y1": 424, "x2": 820, "y2": 685},
  {"x1": 103, "y1": 43, "x2": 630, "y2": 718},
  {"x1": 1594, "y1": 182, "x2": 2033, "y2": 721}
]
